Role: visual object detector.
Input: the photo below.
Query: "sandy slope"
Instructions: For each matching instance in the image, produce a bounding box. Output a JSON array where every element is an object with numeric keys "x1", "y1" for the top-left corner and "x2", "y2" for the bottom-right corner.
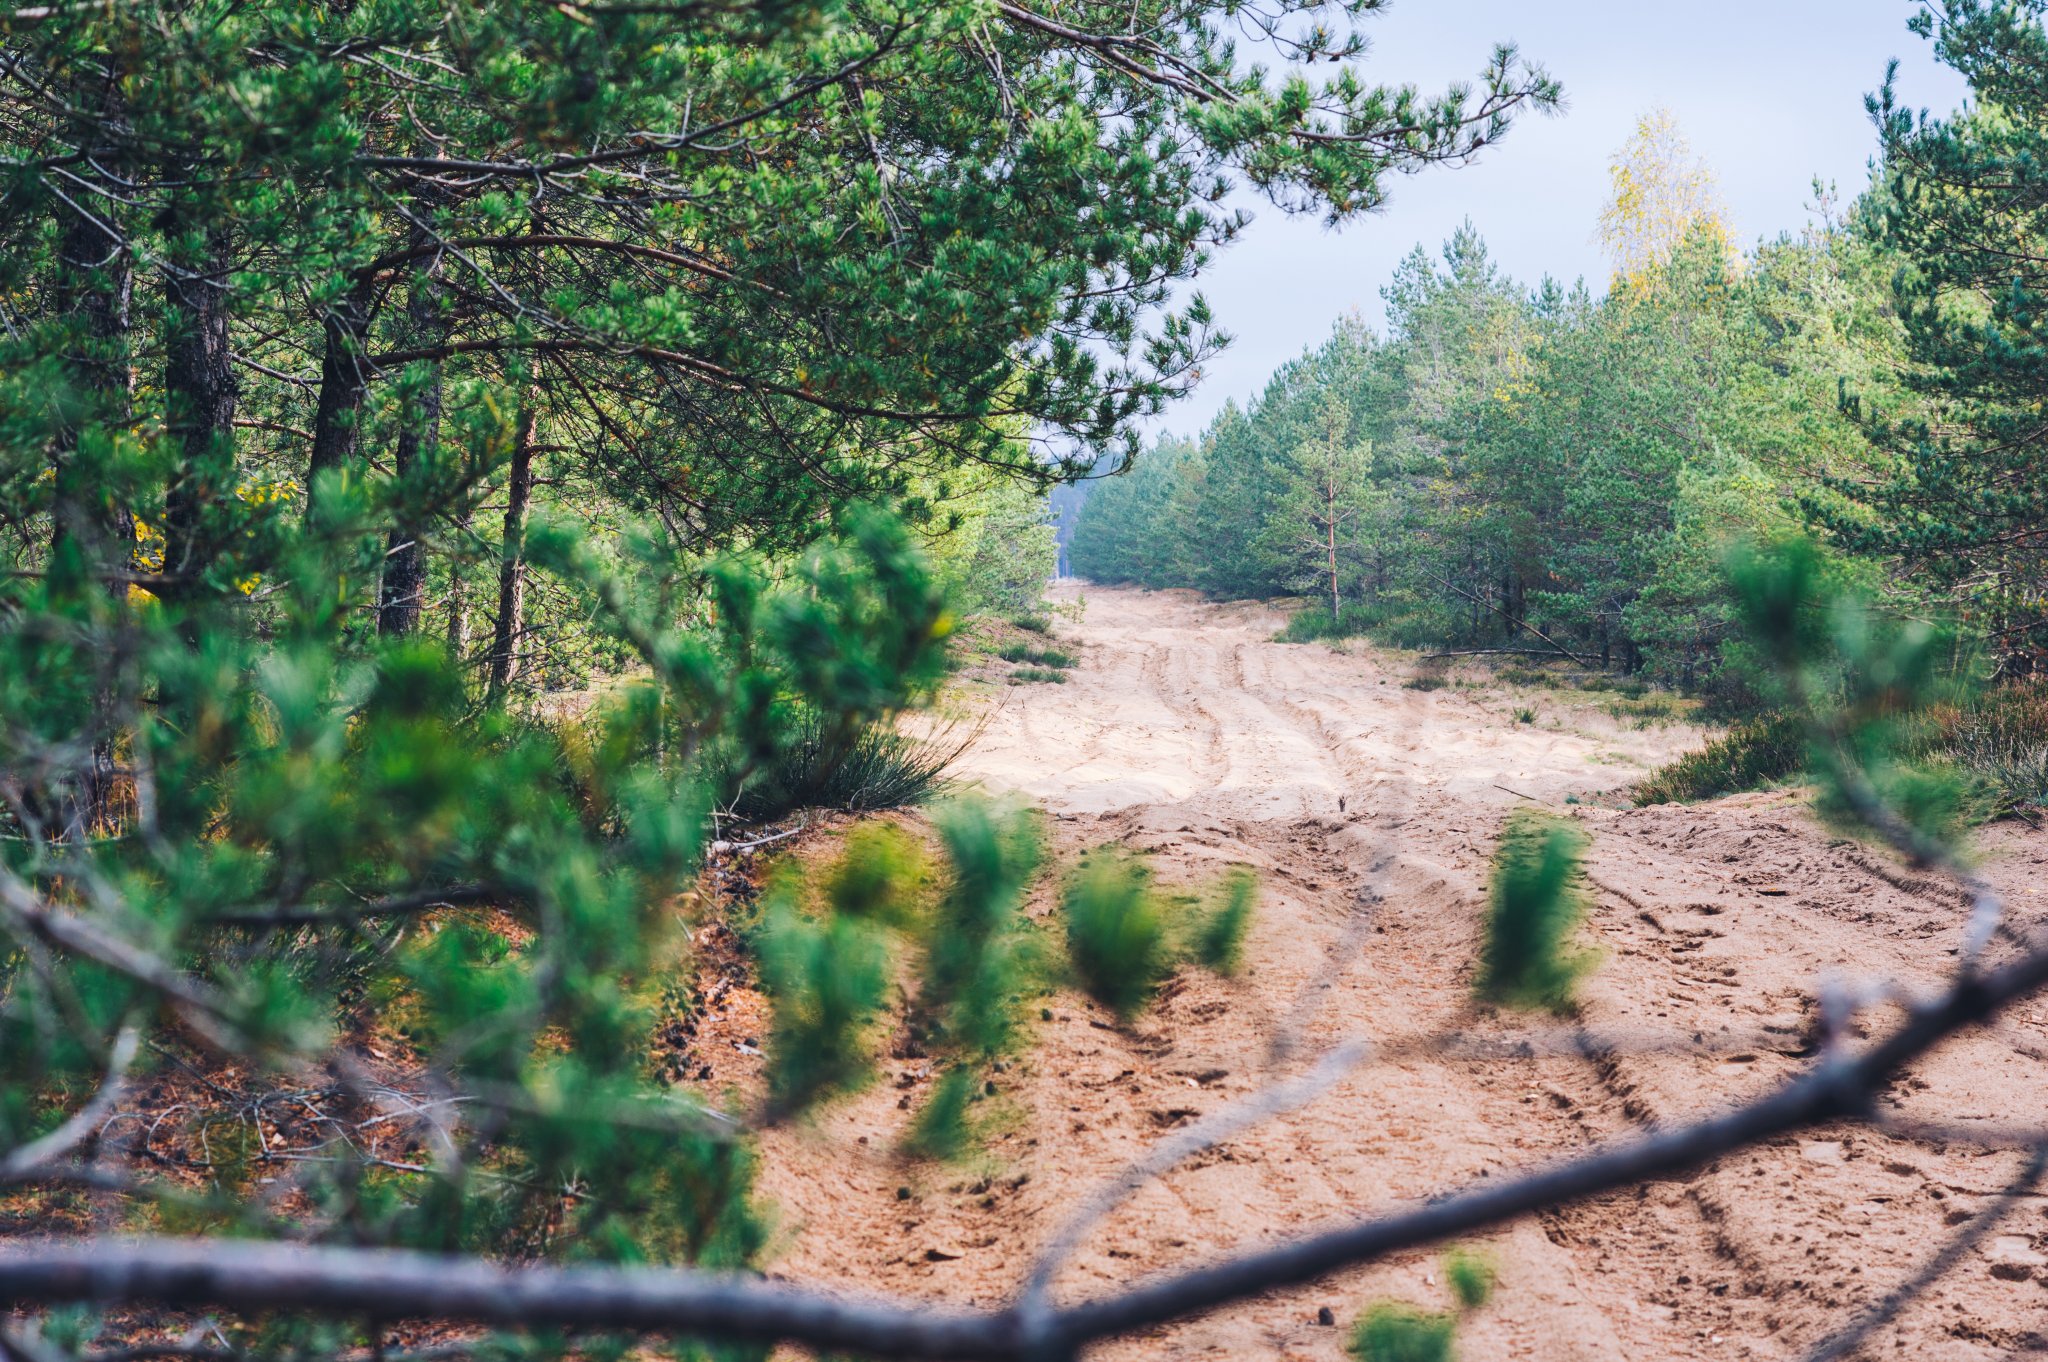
[{"x1": 747, "y1": 584, "x2": 2048, "y2": 1360}]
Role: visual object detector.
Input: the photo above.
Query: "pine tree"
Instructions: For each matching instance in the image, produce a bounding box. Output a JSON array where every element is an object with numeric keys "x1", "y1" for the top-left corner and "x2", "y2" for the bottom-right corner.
[{"x1": 1836, "y1": 0, "x2": 2048, "y2": 676}]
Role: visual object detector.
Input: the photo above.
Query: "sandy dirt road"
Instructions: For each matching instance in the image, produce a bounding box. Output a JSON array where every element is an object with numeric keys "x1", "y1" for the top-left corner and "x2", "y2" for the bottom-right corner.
[{"x1": 750, "y1": 584, "x2": 2048, "y2": 1360}]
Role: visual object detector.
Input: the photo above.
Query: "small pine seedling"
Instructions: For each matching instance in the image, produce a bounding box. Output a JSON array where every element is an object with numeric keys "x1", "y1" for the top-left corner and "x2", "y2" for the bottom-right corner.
[
  {"x1": 1191, "y1": 866, "x2": 1257, "y2": 976},
  {"x1": 758, "y1": 898, "x2": 892, "y2": 1119},
  {"x1": 1348, "y1": 1303, "x2": 1456, "y2": 1362},
  {"x1": 1063, "y1": 852, "x2": 1169, "y2": 1018},
  {"x1": 1443, "y1": 1245, "x2": 1497, "y2": 1310},
  {"x1": 1475, "y1": 810, "x2": 1594, "y2": 1014},
  {"x1": 824, "y1": 822, "x2": 926, "y2": 927}
]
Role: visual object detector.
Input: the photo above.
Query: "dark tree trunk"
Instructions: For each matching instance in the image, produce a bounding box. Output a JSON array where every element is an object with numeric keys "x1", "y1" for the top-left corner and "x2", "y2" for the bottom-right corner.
[
  {"x1": 48, "y1": 62, "x2": 135, "y2": 837},
  {"x1": 153, "y1": 210, "x2": 238, "y2": 840},
  {"x1": 375, "y1": 381, "x2": 440, "y2": 637},
  {"x1": 488, "y1": 405, "x2": 539, "y2": 697},
  {"x1": 378, "y1": 220, "x2": 446, "y2": 638},
  {"x1": 446, "y1": 504, "x2": 474, "y2": 655},
  {"x1": 159, "y1": 224, "x2": 238, "y2": 602},
  {"x1": 49, "y1": 63, "x2": 135, "y2": 583},
  {"x1": 304, "y1": 278, "x2": 376, "y2": 525}
]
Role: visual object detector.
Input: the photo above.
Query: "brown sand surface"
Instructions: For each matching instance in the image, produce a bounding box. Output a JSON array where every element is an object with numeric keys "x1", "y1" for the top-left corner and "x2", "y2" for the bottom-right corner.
[{"x1": 751, "y1": 584, "x2": 2048, "y2": 1360}]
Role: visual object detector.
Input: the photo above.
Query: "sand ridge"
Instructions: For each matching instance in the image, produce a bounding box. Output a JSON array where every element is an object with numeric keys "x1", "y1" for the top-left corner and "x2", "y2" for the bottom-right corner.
[{"x1": 749, "y1": 584, "x2": 2048, "y2": 1360}]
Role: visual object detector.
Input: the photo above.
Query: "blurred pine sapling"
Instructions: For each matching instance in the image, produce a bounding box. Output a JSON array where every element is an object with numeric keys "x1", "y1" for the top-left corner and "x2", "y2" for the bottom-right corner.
[
  {"x1": 1475, "y1": 812, "x2": 1595, "y2": 1014},
  {"x1": 1062, "y1": 852, "x2": 1259, "y2": 1019}
]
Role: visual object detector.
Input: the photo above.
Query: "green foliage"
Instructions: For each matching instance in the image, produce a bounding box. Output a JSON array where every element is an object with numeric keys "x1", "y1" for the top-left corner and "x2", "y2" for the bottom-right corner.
[
  {"x1": 1011, "y1": 667, "x2": 1070, "y2": 685},
  {"x1": 1347, "y1": 1246, "x2": 1499, "y2": 1362},
  {"x1": 1837, "y1": 3, "x2": 2048, "y2": 676},
  {"x1": 1191, "y1": 868, "x2": 1259, "y2": 977},
  {"x1": 1061, "y1": 853, "x2": 1257, "y2": 1018},
  {"x1": 1476, "y1": 812, "x2": 1594, "y2": 1014},
  {"x1": 1279, "y1": 603, "x2": 1381, "y2": 643},
  {"x1": 0, "y1": 0, "x2": 1568, "y2": 1348},
  {"x1": 1348, "y1": 1304, "x2": 1457, "y2": 1362},
  {"x1": 895, "y1": 803, "x2": 1043, "y2": 1158},
  {"x1": 997, "y1": 644, "x2": 1075, "y2": 668},
  {"x1": 1635, "y1": 713, "x2": 1807, "y2": 804},
  {"x1": 1009, "y1": 614, "x2": 1054, "y2": 635},
  {"x1": 710, "y1": 708, "x2": 966, "y2": 823},
  {"x1": 823, "y1": 824, "x2": 929, "y2": 927},
  {"x1": 1443, "y1": 1246, "x2": 1498, "y2": 1310},
  {"x1": 1065, "y1": 191, "x2": 1974, "y2": 709},
  {"x1": 1937, "y1": 684, "x2": 2048, "y2": 819},
  {"x1": 759, "y1": 891, "x2": 894, "y2": 1119},
  {"x1": 903, "y1": 1066, "x2": 979, "y2": 1163},
  {"x1": 1064, "y1": 854, "x2": 1172, "y2": 1020}
]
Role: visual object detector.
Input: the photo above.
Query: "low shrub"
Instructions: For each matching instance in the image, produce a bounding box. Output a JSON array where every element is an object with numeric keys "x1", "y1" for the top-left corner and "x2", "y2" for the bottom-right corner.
[
  {"x1": 1634, "y1": 712, "x2": 1805, "y2": 804},
  {"x1": 1009, "y1": 613, "x2": 1053, "y2": 634},
  {"x1": 1011, "y1": 666, "x2": 1068, "y2": 684},
  {"x1": 1920, "y1": 681, "x2": 2048, "y2": 820}
]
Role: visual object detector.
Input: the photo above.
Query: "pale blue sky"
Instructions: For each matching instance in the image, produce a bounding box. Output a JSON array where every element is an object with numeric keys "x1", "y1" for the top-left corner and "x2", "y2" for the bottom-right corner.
[{"x1": 1159, "y1": 1, "x2": 1971, "y2": 434}]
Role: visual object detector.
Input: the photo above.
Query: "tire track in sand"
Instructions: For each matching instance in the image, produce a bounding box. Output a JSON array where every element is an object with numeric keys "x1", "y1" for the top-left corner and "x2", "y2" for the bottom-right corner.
[{"x1": 753, "y1": 585, "x2": 2048, "y2": 1361}]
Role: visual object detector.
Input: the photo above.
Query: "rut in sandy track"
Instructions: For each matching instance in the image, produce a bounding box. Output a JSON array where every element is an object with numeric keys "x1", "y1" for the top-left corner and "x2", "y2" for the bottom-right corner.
[{"x1": 740, "y1": 585, "x2": 2048, "y2": 1361}]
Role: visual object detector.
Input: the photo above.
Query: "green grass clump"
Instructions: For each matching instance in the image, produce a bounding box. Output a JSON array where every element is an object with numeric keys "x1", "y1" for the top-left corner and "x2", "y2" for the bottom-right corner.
[
  {"x1": 998, "y1": 643, "x2": 1075, "y2": 667},
  {"x1": 1011, "y1": 666, "x2": 1068, "y2": 684},
  {"x1": 1401, "y1": 673, "x2": 1445, "y2": 692},
  {"x1": 905, "y1": 804, "x2": 1043, "y2": 1158},
  {"x1": 712, "y1": 707, "x2": 966, "y2": 820},
  {"x1": 1278, "y1": 602, "x2": 1380, "y2": 644},
  {"x1": 1475, "y1": 811, "x2": 1594, "y2": 1014},
  {"x1": 1634, "y1": 712, "x2": 1805, "y2": 805},
  {"x1": 822, "y1": 823, "x2": 927, "y2": 926},
  {"x1": 1498, "y1": 665, "x2": 1563, "y2": 688},
  {"x1": 1513, "y1": 707, "x2": 1536, "y2": 724},
  {"x1": 1924, "y1": 682, "x2": 2048, "y2": 820},
  {"x1": 1009, "y1": 613, "x2": 1053, "y2": 634},
  {"x1": 1346, "y1": 1245, "x2": 1499, "y2": 1361},
  {"x1": 1606, "y1": 693, "x2": 1677, "y2": 726},
  {"x1": 1348, "y1": 1304, "x2": 1456, "y2": 1362},
  {"x1": 758, "y1": 896, "x2": 892, "y2": 1119}
]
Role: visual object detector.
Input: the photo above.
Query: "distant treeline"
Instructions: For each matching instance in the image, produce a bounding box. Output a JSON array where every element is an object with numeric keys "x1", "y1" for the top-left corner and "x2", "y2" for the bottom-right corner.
[{"x1": 1071, "y1": 100, "x2": 2048, "y2": 715}]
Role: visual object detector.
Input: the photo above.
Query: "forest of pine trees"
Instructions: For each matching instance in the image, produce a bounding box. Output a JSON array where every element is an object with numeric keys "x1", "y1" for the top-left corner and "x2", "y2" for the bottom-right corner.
[
  {"x1": 6, "y1": 0, "x2": 2048, "y2": 1358},
  {"x1": 1072, "y1": 73, "x2": 2048, "y2": 713}
]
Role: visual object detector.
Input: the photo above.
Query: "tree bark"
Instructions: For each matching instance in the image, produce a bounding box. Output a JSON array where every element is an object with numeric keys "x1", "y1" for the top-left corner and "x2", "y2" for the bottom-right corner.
[
  {"x1": 488, "y1": 405, "x2": 539, "y2": 696},
  {"x1": 49, "y1": 62, "x2": 135, "y2": 583},
  {"x1": 1325, "y1": 482, "x2": 1339, "y2": 617},
  {"x1": 378, "y1": 220, "x2": 446, "y2": 638},
  {"x1": 304, "y1": 277, "x2": 376, "y2": 526},
  {"x1": 446, "y1": 504, "x2": 475, "y2": 655},
  {"x1": 159, "y1": 224, "x2": 238, "y2": 602},
  {"x1": 47, "y1": 61, "x2": 135, "y2": 837}
]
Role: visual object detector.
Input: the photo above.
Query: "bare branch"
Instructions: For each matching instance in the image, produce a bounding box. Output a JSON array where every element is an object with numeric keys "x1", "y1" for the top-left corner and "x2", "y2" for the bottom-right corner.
[{"x1": 1019, "y1": 1039, "x2": 1369, "y2": 1311}]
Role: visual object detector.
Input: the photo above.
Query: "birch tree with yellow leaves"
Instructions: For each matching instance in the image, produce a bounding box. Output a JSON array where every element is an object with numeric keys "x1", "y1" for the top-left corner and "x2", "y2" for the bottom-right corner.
[{"x1": 1596, "y1": 109, "x2": 1739, "y2": 290}]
